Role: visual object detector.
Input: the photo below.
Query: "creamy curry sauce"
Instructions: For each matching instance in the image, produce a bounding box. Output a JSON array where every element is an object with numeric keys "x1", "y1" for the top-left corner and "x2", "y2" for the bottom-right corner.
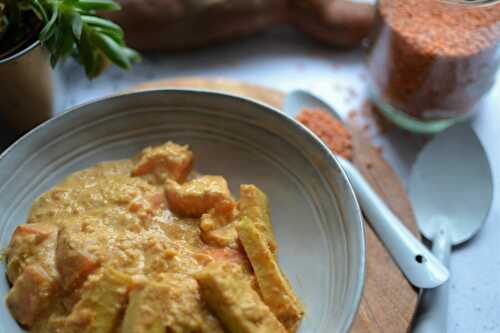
[{"x1": 5, "y1": 142, "x2": 304, "y2": 333}]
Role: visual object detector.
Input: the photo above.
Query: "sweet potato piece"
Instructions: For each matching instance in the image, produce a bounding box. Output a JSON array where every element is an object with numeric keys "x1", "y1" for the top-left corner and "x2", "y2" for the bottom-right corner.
[
  {"x1": 122, "y1": 276, "x2": 224, "y2": 333},
  {"x1": 239, "y1": 185, "x2": 277, "y2": 253},
  {"x1": 132, "y1": 142, "x2": 193, "y2": 183},
  {"x1": 6, "y1": 223, "x2": 58, "y2": 283},
  {"x1": 165, "y1": 176, "x2": 236, "y2": 217},
  {"x1": 193, "y1": 248, "x2": 249, "y2": 270},
  {"x1": 56, "y1": 221, "x2": 110, "y2": 290},
  {"x1": 203, "y1": 248, "x2": 248, "y2": 267},
  {"x1": 237, "y1": 218, "x2": 304, "y2": 331},
  {"x1": 196, "y1": 262, "x2": 287, "y2": 333},
  {"x1": 57, "y1": 268, "x2": 131, "y2": 333},
  {"x1": 6, "y1": 264, "x2": 57, "y2": 328},
  {"x1": 30, "y1": 317, "x2": 55, "y2": 333}
]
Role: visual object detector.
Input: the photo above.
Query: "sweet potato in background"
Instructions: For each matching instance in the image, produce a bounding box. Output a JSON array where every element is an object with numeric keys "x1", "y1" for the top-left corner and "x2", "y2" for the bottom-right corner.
[
  {"x1": 103, "y1": 0, "x2": 375, "y2": 51},
  {"x1": 103, "y1": 0, "x2": 288, "y2": 51},
  {"x1": 291, "y1": 0, "x2": 375, "y2": 48}
]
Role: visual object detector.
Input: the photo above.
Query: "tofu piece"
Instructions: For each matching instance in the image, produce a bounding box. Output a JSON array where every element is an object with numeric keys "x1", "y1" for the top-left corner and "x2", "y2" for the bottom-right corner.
[
  {"x1": 195, "y1": 262, "x2": 287, "y2": 333},
  {"x1": 200, "y1": 207, "x2": 236, "y2": 232},
  {"x1": 239, "y1": 185, "x2": 277, "y2": 253},
  {"x1": 121, "y1": 286, "x2": 163, "y2": 333},
  {"x1": 165, "y1": 176, "x2": 236, "y2": 217},
  {"x1": 200, "y1": 208, "x2": 239, "y2": 248},
  {"x1": 201, "y1": 224, "x2": 239, "y2": 248},
  {"x1": 6, "y1": 223, "x2": 58, "y2": 283},
  {"x1": 6, "y1": 264, "x2": 57, "y2": 328},
  {"x1": 122, "y1": 276, "x2": 224, "y2": 333},
  {"x1": 56, "y1": 220, "x2": 110, "y2": 290},
  {"x1": 132, "y1": 142, "x2": 193, "y2": 183},
  {"x1": 57, "y1": 267, "x2": 131, "y2": 333},
  {"x1": 237, "y1": 218, "x2": 304, "y2": 331}
]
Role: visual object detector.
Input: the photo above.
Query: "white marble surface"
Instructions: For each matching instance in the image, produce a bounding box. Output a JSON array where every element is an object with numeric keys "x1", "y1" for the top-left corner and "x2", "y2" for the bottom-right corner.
[{"x1": 23, "y1": 27, "x2": 500, "y2": 331}]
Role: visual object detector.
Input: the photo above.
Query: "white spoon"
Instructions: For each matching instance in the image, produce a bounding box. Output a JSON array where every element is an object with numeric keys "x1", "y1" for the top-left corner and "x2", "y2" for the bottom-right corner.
[
  {"x1": 283, "y1": 89, "x2": 449, "y2": 289},
  {"x1": 409, "y1": 123, "x2": 493, "y2": 333}
]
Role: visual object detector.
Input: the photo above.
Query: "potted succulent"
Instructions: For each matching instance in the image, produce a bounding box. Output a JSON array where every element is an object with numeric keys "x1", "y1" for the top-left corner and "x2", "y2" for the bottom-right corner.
[{"x1": 0, "y1": 0, "x2": 139, "y2": 133}]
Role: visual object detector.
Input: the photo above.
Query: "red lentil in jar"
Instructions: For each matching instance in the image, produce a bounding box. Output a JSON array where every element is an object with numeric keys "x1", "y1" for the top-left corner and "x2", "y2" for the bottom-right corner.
[{"x1": 367, "y1": 0, "x2": 500, "y2": 133}]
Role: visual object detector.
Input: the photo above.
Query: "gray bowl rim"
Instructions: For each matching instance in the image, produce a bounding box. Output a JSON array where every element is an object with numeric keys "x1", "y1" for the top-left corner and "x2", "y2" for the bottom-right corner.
[{"x1": 0, "y1": 88, "x2": 366, "y2": 332}]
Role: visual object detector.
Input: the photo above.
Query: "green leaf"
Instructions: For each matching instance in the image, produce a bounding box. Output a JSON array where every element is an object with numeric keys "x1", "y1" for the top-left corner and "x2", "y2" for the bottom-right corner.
[
  {"x1": 50, "y1": 51, "x2": 59, "y2": 67},
  {"x1": 123, "y1": 47, "x2": 141, "y2": 62},
  {"x1": 39, "y1": 3, "x2": 58, "y2": 42},
  {"x1": 79, "y1": 30, "x2": 109, "y2": 79},
  {"x1": 31, "y1": 0, "x2": 48, "y2": 22},
  {"x1": 76, "y1": 0, "x2": 121, "y2": 11},
  {"x1": 59, "y1": 25, "x2": 75, "y2": 58},
  {"x1": 93, "y1": 27, "x2": 123, "y2": 45},
  {"x1": 50, "y1": 29, "x2": 62, "y2": 66},
  {"x1": 69, "y1": 11, "x2": 83, "y2": 39},
  {"x1": 91, "y1": 30, "x2": 130, "y2": 69},
  {"x1": 0, "y1": 4, "x2": 8, "y2": 40},
  {"x1": 81, "y1": 15, "x2": 123, "y2": 35},
  {"x1": 92, "y1": 52, "x2": 109, "y2": 77},
  {"x1": 77, "y1": 29, "x2": 97, "y2": 76}
]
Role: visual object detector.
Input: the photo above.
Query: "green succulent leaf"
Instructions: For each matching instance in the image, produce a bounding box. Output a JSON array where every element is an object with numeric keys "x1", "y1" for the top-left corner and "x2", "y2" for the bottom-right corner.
[
  {"x1": 0, "y1": 3, "x2": 8, "y2": 39},
  {"x1": 69, "y1": 11, "x2": 82, "y2": 39},
  {"x1": 93, "y1": 27, "x2": 123, "y2": 45},
  {"x1": 78, "y1": 28, "x2": 97, "y2": 76},
  {"x1": 38, "y1": 3, "x2": 57, "y2": 42},
  {"x1": 123, "y1": 47, "x2": 141, "y2": 62},
  {"x1": 81, "y1": 15, "x2": 122, "y2": 35},
  {"x1": 91, "y1": 30, "x2": 130, "y2": 69},
  {"x1": 75, "y1": 0, "x2": 121, "y2": 12},
  {"x1": 30, "y1": 0, "x2": 48, "y2": 21}
]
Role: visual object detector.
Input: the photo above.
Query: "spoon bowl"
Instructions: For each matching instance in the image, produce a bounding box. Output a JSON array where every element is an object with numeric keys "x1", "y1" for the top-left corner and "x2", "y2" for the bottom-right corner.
[
  {"x1": 284, "y1": 89, "x2": 342, "y2": 120},
  {"x1": 410, "y1": 123, "x2": 494, "y2": 246}
]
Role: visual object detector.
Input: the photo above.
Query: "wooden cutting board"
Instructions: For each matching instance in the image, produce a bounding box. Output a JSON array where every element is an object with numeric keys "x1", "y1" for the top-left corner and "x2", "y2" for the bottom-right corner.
[{"x1": 130, "y1": 77, "x2": 419, "y2": 333}]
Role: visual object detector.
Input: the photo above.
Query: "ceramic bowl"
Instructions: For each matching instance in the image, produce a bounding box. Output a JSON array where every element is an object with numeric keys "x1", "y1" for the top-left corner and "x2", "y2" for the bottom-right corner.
[{"x1": 0, "y1": 90, "x2": 365, "y2": 332}]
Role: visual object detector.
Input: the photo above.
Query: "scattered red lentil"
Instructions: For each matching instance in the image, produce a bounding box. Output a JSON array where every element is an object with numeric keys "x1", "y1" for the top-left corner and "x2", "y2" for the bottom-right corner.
[
  {"x1": 296, "y1": 108, "x2": 353, "y2": 160},
  {"x1": 359, "y1": 100, "x2": 394, "y2": 135}
]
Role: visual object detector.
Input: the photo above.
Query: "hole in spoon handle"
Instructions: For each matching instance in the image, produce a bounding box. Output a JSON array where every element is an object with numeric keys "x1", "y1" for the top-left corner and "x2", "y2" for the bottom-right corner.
[{"x1": 415, "y1": 255, "x2": 426, "y2": 263}]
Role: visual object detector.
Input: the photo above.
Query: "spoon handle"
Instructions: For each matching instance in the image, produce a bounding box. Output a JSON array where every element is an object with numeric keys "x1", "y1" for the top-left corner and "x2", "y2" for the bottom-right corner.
[
  {"x1": 413, "y1": 228, "x2": 451, "y2": 333},
  {"x1": 338, "y1": 157, "x2": 449, "y2": 288}
]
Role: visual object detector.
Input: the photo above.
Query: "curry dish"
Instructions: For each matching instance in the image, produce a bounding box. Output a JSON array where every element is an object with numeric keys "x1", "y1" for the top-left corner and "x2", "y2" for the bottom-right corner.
[{"x1": 5, "y1": 142, "x2": 304, "y2": 333}]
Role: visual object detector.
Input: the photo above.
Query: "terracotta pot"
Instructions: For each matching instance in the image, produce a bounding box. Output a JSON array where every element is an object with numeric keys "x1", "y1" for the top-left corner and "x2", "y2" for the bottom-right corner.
[{"x1": 0, "y1": 41, "x2": 55, "y2": 133}]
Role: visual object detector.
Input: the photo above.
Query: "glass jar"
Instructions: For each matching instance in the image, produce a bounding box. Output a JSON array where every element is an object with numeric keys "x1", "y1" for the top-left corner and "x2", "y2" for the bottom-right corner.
[{"x1": 366, "y1": 0, "x2": 500, "y2": 134}]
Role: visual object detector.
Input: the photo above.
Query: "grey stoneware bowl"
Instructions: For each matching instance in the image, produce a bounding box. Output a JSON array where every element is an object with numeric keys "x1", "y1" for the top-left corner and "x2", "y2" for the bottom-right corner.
[{"x1": 0, "y1": 90, "x2": 365, "y2": 332}]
